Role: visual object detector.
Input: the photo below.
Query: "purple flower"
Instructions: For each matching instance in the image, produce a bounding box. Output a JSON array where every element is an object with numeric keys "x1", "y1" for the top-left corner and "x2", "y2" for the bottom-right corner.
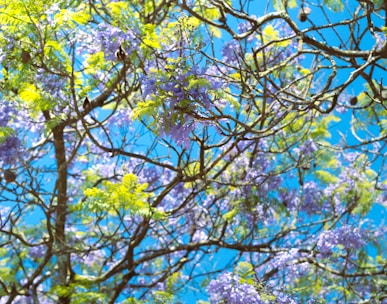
[
  {"x1": 0, "y1": 135, "x2": 22, "y2": 164},
  {"x1": 342, "y1": 152, "x2": 360, "y2": 163},
  {"x1": 35, "y1": 69, "x2": 68, "y2": 100},
  {"x1": 0, "y1": 102, "x2": 23, "y2": 164},
  {"x1": 93, "y1": 23, "x2": 139, "y2": 61},
  {"x1": 270, "y1": 248, "x2": 301, "y2": 273},
  {"x1": 276, "y1": 294, "x2": 298, "y2": 304},
  {"x1": 75, "y1": 22, "x2": 139, "y2": 61},
  {"x1": 29, "y1": 245, "x2": 46, "y2": 259},
  {"x1": 161, "y1": 121, "x2": 195, "y2": 149},
  {"x1": 142, "y1": 78, "x2": 157, "y2": 99},
  {"x1": 237, "y1": 18, "x2": 256, "y2": 42},
  {"x1": 221, "y1": 40, "x2": 242, "y2": 63},
  {"x1": 45, "y1": 3, "x2": 60, "y2": 26},
  {"x1": 375, "y1": 32, "x2": 386, "y2": 50},
  {"x1": 300, "y1": 181, "x2": 322, "y2": 215},
  {"x1": 207, "y1": 272, "x2": 298, "y2": 304},
  {"x1": 317, "y1": 225, "x2": 367, "y2": 257},
  {"x1": 0, "y1": 102, "x2": 16, "y2": 127},
  {"x1": 298, "y1": 139, "x2": 318, "y2": 155},
  {"x1": 207, "y1": 272, "x2": 263, "y2": 304},
  {"x1": 204, "y1": 65, "x2": 227, "y2": 90},
  {"x1": 192, "y1": 230, "x2": 207, "y2": 242}
]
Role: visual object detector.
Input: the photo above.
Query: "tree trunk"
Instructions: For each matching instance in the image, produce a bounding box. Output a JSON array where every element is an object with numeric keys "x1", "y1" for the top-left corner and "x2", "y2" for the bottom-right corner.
[{"x1": 53, "y1": 125, "x2": 70, "y2": 304}]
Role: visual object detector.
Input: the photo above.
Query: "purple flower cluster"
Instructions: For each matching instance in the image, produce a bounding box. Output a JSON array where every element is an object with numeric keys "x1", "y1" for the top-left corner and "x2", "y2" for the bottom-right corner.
[
  {"x1": 207, "y1": 272, "x2": 264, "y2": 304},
  {"x1": 237, "y1": 18, "x2": 257, "y2": 42},
  {"x1": 207, "y1": 272, "x2": 298, "y2": 304},
  {"x1": 0, "y1": 102, "x2": 22, "y2": 165},
  {"x1": 317, "y1": 225, "x2": 367, "y2": 257},
  {"x1": 221, "y1": 40, "x2": 242, "y2": 63},
  {"x1": 296, "y1": 139, "x2": 318, "y2": 156},
  {"x1": 142, "y1": 64, "x2": 224, "y2": 148},
  {"x1": 162, "y1": 122, "x2": 196, "y2": 149},
  {"x1": 300, "y1": 181, "x2": 322, "y2": 215},
  {"x1": 35, "y1": 69, "x2": 68, "y2": 101},
  {"x1": 75, "y1": 22, "x2": 139, "y2": 61},
  {"x1": 0, "y1": 135, "x2": 22, "y2": 165},
  {"x1": 0, "y1": 102, "x2": 16, "y2": 127},
  {"x1": 270, "y1": 248, "x2": 300, "y2": 269}
]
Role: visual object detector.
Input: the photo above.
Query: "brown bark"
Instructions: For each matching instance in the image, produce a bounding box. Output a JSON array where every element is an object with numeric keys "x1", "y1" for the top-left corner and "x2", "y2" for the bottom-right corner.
[{"x1": 53, "y1": 125, "x2": 70, "y2": 304}]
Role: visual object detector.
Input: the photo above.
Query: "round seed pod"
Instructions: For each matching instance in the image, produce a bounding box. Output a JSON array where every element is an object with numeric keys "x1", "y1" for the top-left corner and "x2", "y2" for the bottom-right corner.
[
  {"x1": 4, "y1": 170, "x2": 16, "y2": 183},
  {"x1": 21, "y1": 50, "x2": 31, "y2": 63},
  {"x1": 298, "y1": 7, "x2": 311, "y2": 22},
  {"x1": 350, "y1": 96, "x2": 358, "y2": 106}
]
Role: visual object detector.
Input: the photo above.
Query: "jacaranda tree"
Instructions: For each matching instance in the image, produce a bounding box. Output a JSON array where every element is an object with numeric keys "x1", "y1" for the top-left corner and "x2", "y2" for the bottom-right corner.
[{"x1": 0, "y1": 0, "x2": 386, "y2": 303}]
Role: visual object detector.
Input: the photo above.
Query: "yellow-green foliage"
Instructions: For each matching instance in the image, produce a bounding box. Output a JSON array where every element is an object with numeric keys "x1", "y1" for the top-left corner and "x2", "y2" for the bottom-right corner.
[
  {"x1": 78, "y1": 174, "x2": 163, "y2": 218},
  {"x1": 261, "y1": 24, "x2": 291, "y2": 47},
  {"x1": 272, "y1": 0, "x2": 297, "y2": 11},
  {"x1": 0, "y1": 127, "x2": 15, "y2": 144},
  {"x1": 235, "y1": 262, "x2": 255, "y2": 285},
  {"x1": 310, "y1": 114, "x2": 340, "y2": 139},
  {"x1": 323, "y1": 0, "x2": 344, "y2": 12},
  {"x1": 50, "y1": 284, "x2": 107, "y2": 304}
]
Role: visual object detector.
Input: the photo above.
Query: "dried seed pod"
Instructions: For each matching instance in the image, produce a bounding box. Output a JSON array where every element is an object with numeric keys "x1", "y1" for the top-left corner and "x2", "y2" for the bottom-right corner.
[
  {"x1": 115, "y1": 44, "x2": 127, "y2": 60},
  {"x1": 298, "y1": 7, "x2": 311, "y2": 22},
  {"x1": 83, "y1": 96, "x2": 91, "y2": 110},
  {"x1": 21, "y1": 50, "x2": 31, "y2": 63},
  {"x1": 244, "y1": 104, "x2": 252, "y2": 114},
  {"x1": 218, "y1": 12, "x2": 227, "y2": 23},
  {"x1": 4, "y1": 170, "x2": 16, "y2": 183},
  {"x1": 350, "y1": 96, "x2": 358, "y2": 105}
]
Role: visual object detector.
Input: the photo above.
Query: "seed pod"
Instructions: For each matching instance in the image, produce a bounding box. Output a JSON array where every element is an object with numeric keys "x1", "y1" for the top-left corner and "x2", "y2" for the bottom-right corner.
[
  {"x1": 83, "y1": 96, "x2": 91, "y2": 110},
  {"x1": 298, "y1": 7, "x2": 311, "y2": 22},
  {"x1": 218, "y1": 12, "x2": 226, "y2": 23},
  {"x1": 244, "y1": 104, "x2": 252, "y2": 114},
  {"x1": 115, "y1": 44, "x2": 127, "y2": 60},
  {"x1": 4, "y1": 170, "x2": 16, "y2": 183},
  {"x1": 350, "y1": 96, "x2": 358, "y2": 105},
  {"x1": 21, "y1": 50, "x2": 31, "y2": 63}
]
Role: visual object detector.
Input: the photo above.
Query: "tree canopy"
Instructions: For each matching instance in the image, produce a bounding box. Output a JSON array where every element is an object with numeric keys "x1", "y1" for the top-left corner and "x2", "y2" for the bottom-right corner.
[{"x1": 0, "y1": 0, "x2": 386, "y2": 303}]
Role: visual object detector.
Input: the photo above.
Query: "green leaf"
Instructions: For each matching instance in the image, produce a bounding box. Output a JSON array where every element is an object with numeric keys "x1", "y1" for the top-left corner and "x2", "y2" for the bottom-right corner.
[
  {"x1": 45, "y1": 116, "x2": 65, "y2": 132},
  {"x1": 106, "y1": 1, "x2": 129, "y2": 17},
  {"x1": 81, "y1": 173, "x2": 157, "y2": 217},
  {"x1": 187, "y1": 77, "x2": 211, "y2": 90},
  {"x1": 223, "y1": 207, "x2": 239, "y2": 221},
  {"x1": 166, "y1": 272, "x2": 182, "y2": 292},
  {"x1": 273, "y1": 0, "x2": 297, "y2": 11},
  {"x1": 0, "y1": 127, "x2": 15, "y2": 144},
  {"x1": 235, "y1": 262, "x2": 255, "y2": 282},
  {"x1": 209, "y1": 25, "x2": 222, "y2": 38},
  {"x1": 71, "y1": 291, "x2": 107, "y2": 304},
  {"x1": 315, "y1": 170, "x2": 339, "y2": 183},
  {"x1": 152, "y1": 291, "x2": 175, "y2": 304},
  {"x1": 55, "y1": 7, "x2": 90, "y2": 26},
  {"x1": 131, "y1": 100, "x2": 158, "y2": 120},
  {"x1": 323, "y1": 0, "x2": 344, "y2": 12},
  {"x1": 376, "y1": 255, "x2": 385, "y2": 264},
  {"x1": 85, "y1": 51, "x2": 106, "y2": 74},
  {"x1": 142, "y1": 24, "x2": 161, "y2": 49},
  {"x1": 19, "y1": 83, "x2": 41, "y2": 104},
  {"x1": 121, "y1": 298, "x2": 145, "y2": 304},
  {"x1": 0, "y1": 267, "x2": 13, "y2": 282}
]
